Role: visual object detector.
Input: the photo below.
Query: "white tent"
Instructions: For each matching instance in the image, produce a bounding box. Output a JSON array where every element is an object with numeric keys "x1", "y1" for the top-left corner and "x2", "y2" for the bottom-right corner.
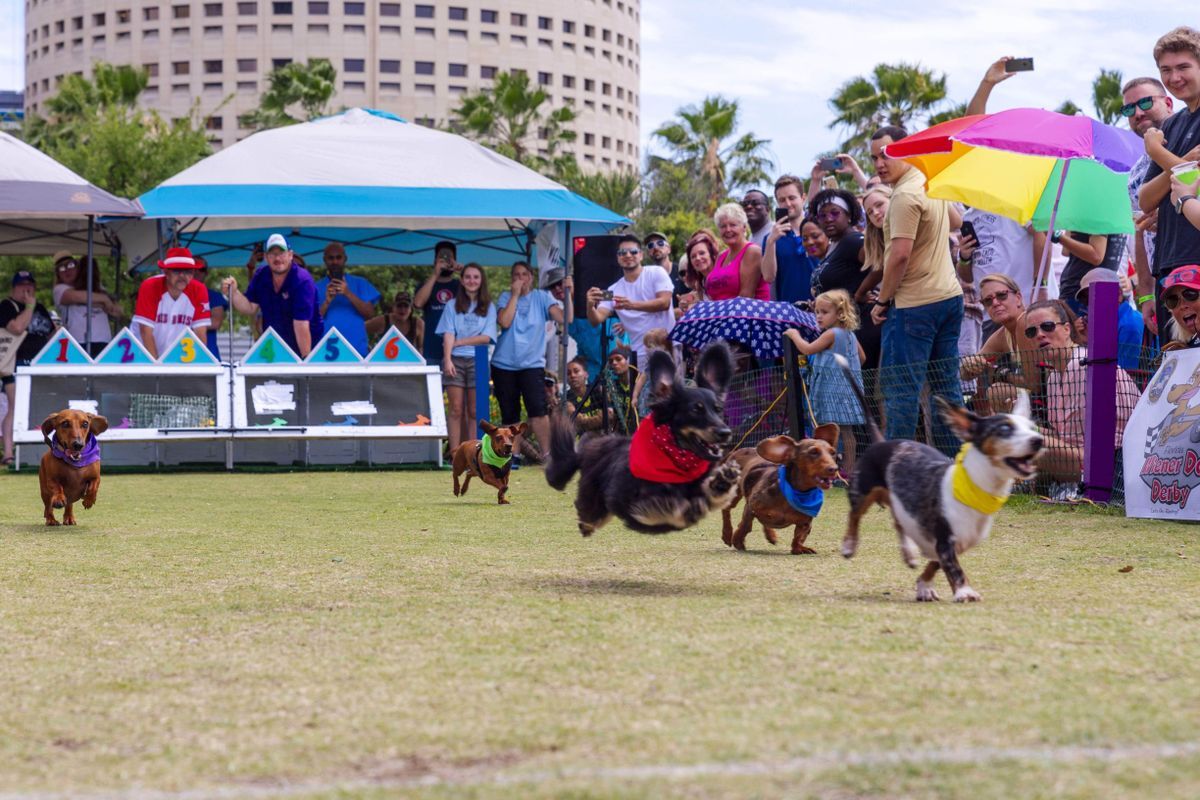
[{"x1": 133, "y1": 108, "x2": 628, "y2": 269}]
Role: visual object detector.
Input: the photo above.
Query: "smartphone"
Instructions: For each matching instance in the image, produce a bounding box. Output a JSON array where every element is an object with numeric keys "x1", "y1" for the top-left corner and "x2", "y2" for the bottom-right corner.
[
  {"x1": 599, "y1": 289, "x2": 615, "y2": 301},
  {"x1": 1005, "y1": 57, "x2": 1034, "y2": 73},
  {"x1": 960, "y1": 220, "x2": 977, "y2": 242},
  {"x1": 775, "y1": 207, "x2": 790, "y2": 222},
  {"x1": 819, "y1": 157, "x2": 843, "y2": 171}
]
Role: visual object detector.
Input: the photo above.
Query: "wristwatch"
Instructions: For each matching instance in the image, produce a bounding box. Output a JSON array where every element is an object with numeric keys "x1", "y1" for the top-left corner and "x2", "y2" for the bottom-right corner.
[
  {"x1": 874, "y1": 299, "x2": 891, "y2": 308},
  {"x1": 1175, "y1": 194, "x2": 1197, "y2": 214},
  {"x1": 1050, "y1": 230, "x2": 1065, "y2": 244}
]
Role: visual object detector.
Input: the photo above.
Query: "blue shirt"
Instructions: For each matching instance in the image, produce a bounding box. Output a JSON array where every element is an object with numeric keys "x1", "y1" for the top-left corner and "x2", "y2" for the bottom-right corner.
[
  {"x1": 315, "y1": 273, "x2": 381, "y2": 357},
  {"x1": 245, "y1": 264, "x2": 323, "y2": 357},
  {"x1": 205, "y1": 286, "x2": 228, "y2": 360},
  {"x1": 491, "y1": 289, "x2": 560, "y2": 370},
  {"x1": 435, "y1": 300, "x2": 497, "y2": 358},
  {"x1": 1117, "y1": 301, "x2": 1143, "y2": 373},
  {"x1": 773, "y1": 233, "x2": 817, "y2": 304}
]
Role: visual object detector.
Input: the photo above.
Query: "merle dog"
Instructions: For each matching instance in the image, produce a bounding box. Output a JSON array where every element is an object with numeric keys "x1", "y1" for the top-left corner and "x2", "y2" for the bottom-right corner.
[
  {"x1": 835, "y1": 355, "x2": 1044, "y2": 602},
  {"x1": 545, "y1": 342, "x2": 741, "y2": 535}
]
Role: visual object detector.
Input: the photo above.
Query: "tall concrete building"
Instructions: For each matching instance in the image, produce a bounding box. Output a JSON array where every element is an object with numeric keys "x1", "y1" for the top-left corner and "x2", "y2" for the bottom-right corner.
[{"x1": 23, "y1": 0, "x2": 641, "y2": 170}]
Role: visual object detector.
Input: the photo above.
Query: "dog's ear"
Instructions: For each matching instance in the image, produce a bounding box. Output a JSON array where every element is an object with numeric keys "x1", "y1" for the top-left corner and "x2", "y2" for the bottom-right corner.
[
  {"x1": 88, "y1": 415, "x2": 108, "y2": 436},
  {"x1": 695, "y1": 342, "x2": 734, "y2": 401},
  {"x1": 647, "y1": 349, "x2": 677, "y2": 400},
  {"x1": 1010, "y1": 389, "x2": 1032, "y2": 420},
  {"x1": 480, "y1": 420, "x2": 498, "y2": 436},
  {"x1": 513, "y1": 421, "x2": 529, "y2": 437},
  {"x1": 936, "y1": 396, "x2": 978, "y2": 441},
  {"x1": 756, "y1": 435, "x2": 798, "y2": 464},
  {"x1": 812, "y1": 423, "x2": 840, "y2": 449},
  {"x1": 41, "y1": 413, "x2": 59, "y2": 439}
]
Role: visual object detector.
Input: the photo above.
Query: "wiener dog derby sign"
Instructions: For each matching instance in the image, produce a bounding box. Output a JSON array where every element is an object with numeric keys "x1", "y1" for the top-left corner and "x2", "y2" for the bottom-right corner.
[{"x1": 1125, "y1": 346, "x2": 1200, "y2": 519}]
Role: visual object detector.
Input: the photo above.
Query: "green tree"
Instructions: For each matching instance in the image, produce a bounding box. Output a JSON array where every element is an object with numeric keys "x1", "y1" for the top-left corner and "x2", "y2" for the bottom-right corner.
[
  {"x1": 1056, "y1": 100, "x2": 1083, "y2": 117},
  {"x1": 650, "y1": 96, "x2": 773, "y2": 214},
  {"x1": 927, "y1": 101, "x2": 969, "y2": 127},
  {"x1": 828, "y1": 63, "x2": 949, "y2": 154},
  {"x1": 244, "y1": 58, "x2": 337, "y2": 129},
  {"x1": 1092, "y1": 68, "x2": 1125, "y2": 125},
  {"x1": 560, "y1": 169, "x2": 641, "y2": 219},
  {"x1": 23, "y1": 63, "x2": 212, "y2": 197},
  {"x1": 451, "y1": 70, "x2": 577, "y2": 178}
]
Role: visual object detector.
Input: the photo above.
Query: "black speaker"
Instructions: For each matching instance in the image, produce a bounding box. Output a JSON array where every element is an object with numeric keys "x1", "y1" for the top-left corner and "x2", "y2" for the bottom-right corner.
[{"x1": 570, "y1": 235, "x2": 623, "y2": 319}]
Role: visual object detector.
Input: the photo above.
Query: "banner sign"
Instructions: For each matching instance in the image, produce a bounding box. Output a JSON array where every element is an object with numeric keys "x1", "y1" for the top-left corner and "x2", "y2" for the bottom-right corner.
[{"x1": 1124, "y1": 347, "x2": 1200, "y2": 519}]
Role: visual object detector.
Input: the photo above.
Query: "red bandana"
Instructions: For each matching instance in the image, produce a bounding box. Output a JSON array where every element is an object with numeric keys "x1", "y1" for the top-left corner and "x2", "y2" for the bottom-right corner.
[{"x1": 628, "y1": 416, "x2": 712, "y2": 483}]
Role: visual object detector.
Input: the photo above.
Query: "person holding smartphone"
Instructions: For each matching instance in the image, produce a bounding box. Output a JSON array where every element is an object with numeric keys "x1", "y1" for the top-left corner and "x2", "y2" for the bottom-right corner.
[
  {"x1": 315, "y1": 241, "x2": 380, "y2": 358},
  {"x1": 414, "y1": 241, "x2": 462, "y2": 365},
  {"x1": 762, "y1": 174, "x2": 816, "y2": 304}
]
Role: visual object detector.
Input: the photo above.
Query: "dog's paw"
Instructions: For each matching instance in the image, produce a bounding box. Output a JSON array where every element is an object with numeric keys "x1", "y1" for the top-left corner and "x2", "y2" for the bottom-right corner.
[
  {"x1": 82, "y1": 497, "x2": 95, "y2": 509},
  {"x1": 764, "y1": 528, "x2": 779, "y2": 545},
  {"x1": 840, "y1": 536, "x2": 859, "y2": 559},
  {"x1": 705, "y1": 462, "x2": 741, "y2": 501},
  {"x1": 953, "y1": 586, "x2": 982, "y2": 603},
  {"x1": 915, "y1": 581, "x2": 940, "y2": 602},
  {"x1": 498, "y1": 497, "x2": 510, "y2": 505},
  {"x1": 44, "y1": 518, "x2": 60, "y2": 527},
  {"x1": 578, "y1": 522, "x2": 594, "y2": 537},
  {"x1": 791, "y1": 545, "x2": 816, "y2": 555}
]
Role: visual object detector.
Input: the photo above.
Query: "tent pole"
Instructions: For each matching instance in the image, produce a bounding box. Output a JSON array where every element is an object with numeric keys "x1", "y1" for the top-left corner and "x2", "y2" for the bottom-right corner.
[
  {"x1": 85, "y1": 215, "x2": 94, "y2": 354},
  {"x1": 560, "y1": 222, "x2": 571, "y2": 405},
  {"x1": 1030, "y1": 159, "x2": 1071, "y2": 301}
]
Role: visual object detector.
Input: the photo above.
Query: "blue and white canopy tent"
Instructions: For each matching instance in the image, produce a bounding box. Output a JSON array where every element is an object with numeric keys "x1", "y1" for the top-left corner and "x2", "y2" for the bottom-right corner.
[{"x1": 129, "y1": 108, "x2": 629, "y2": 271}]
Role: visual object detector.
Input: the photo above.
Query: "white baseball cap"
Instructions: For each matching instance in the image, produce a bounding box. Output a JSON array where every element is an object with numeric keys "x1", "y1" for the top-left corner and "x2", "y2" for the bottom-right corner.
[{"x1": 265, "y1": 233, "x2": 290, "y2": 252}]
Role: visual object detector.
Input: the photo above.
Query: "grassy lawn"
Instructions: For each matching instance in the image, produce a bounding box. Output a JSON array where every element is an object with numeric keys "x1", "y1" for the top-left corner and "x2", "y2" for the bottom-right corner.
[{"x1": 0, "y1": 467, "x2": 1197, "y2": 799}]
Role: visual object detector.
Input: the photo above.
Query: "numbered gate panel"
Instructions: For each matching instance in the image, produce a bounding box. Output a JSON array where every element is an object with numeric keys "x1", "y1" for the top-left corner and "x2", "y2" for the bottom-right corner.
[{"x1": 231, "y1": 365, "x2": 446, "y2": 437}]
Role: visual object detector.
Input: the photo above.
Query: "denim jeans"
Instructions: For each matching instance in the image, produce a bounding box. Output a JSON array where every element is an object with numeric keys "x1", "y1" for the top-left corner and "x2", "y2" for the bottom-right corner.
[{"x1": 882, "y1": 295, "x2": 965, "y2": 455}]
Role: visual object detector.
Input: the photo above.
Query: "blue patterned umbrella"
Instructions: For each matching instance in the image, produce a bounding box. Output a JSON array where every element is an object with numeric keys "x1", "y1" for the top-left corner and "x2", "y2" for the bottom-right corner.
[{"x1": 670, "y1": 298, "x2": 820, "y2": 360}]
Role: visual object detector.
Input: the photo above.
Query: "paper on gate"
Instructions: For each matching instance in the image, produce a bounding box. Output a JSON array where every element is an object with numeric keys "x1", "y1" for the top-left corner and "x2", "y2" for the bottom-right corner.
[
  {"x1": 251, "y1": 381, "x2": 296, "y2": 414},
  {"x1": 68, "y1": 400, "x2": 100, "y2": 414},
  {"x1": 330, "y1": 401, "x2": 378, "y2": 416}
]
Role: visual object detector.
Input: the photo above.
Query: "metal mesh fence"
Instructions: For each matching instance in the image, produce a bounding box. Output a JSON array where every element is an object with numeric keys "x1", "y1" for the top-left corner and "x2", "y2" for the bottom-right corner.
[{"x1": 129, "y1": 394, "x2": 217, "y2": 429}]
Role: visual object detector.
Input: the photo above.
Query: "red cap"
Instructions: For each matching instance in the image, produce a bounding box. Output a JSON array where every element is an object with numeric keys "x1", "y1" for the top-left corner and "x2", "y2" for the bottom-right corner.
[
  {"x1": 1162, "y1": 265, "x2": 1200, "y2": 292},
  {"x1": 157, "y1": 247, "x2": 197, "y2": 270}
]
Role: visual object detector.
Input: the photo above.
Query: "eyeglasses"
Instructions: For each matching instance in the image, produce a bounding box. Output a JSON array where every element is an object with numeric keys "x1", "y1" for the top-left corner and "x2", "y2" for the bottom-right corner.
[
  {"x1": 646, "y1": 239, "x2": 668, "y2": 249},
  {"x1": 1023, "y1": 320, "x2": 1067, "y2": 339},
  {"x1": 56, "y1": 262, "x2": 78, "y2": 272},
  {"x1": 617, "y1": 247, "x2": 641, "y2": 256},
  {"x1": 1164, "y1": 287, "x2": 1200, "y2": 309},
  {"x1": 817, "y1": 208, "x2": 846, "y2": 221},
  {"x1": 1120, "y1": 95, "x2": 1166, "y2": 117},
  {"x1": 981, "y1": 289, "x2": 1011, "y2": 306}
]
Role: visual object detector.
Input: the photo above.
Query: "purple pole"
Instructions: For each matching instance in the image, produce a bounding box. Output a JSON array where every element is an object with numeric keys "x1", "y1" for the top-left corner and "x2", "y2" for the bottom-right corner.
[
  {"x1": 1083, "y1": 279, "x2": 1119, "y2": 502},
  {"x1": 475, "y1": 343, "x2": 491, "y2": 439}
]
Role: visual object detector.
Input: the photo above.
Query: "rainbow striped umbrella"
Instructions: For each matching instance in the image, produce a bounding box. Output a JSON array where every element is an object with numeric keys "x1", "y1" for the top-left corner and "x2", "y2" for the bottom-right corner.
[{"x1": 885, "y1": 108, "x2": 1143, "y2": 293}]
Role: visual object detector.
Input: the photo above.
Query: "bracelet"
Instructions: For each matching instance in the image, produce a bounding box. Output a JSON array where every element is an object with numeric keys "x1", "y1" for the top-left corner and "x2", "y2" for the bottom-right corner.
[
  {"x1": 1137, "y1": 294, "x2": 1155, "y2": 307},
  {"x1": 874, "y1": 299, "x2": 891, "y2": 307}
]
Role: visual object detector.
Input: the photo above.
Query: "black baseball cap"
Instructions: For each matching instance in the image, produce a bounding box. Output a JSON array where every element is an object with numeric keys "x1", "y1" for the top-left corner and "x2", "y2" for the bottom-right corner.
[{"x1": 11, "y1": 270, "x2": 35, "y2": 287}]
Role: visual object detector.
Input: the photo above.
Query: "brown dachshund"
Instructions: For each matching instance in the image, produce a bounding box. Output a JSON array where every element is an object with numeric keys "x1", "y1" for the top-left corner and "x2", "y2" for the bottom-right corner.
[
  {"x1": 451, "y1": 420, "x2": 528, "y2": 504},
  {"x1": 721, "y1": 425, "x2": 840, "y2": 554},
  {"x1": 40, "y1": 410, "x2": 108, "y2": 526}
]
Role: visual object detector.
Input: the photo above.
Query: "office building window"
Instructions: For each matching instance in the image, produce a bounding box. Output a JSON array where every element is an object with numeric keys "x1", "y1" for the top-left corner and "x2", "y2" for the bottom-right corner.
[
  {"x1": 344, "y1": 81, "x2": 365, "y2": 91},
  {"x1": 344, "y1": 1, "x2": 364, "y2": 14},
  {"x1": 144, "y1": 63, "x2": 159, "y2": 77},
  {"x1": 93, "y1": 12, "x2": 106, "y2": 25},
  {"x1": 172, "y1": 61, "x2": 190, "y2": 75},
  {"x1": 204, "y1": 59, "x2": 223, "y2": 74},
  {"x1": 344, "y1": 58, "x2": 364, "y2": 72},
  {"x1": 308, "y1": 1, "x2": 328, "y2": 11},
  {"x1": 510, "y1": 12, "x2": 525, "y2": 26},
  {"x1": 480, "y1": 9, "x2": 497, "y2": 23},
  {"x1": 480, "y1": 31, "x2": 498, "y2": 41},
  {"x1": 272, "y1": 1, "x2": 292, "y2": 12},
  {"x1": 480, "y1": 65, "x2": 497, "y2": 78},
  {"x1": 538, "y1": 16, "x2": 551, "y2": 30},
  {"x1": 415, "y1": 4, "x2": 433, "y2": 17},
  {"x1": 380, "y1": 2, "x2": 400, "y2": 15},
  {"x1": 380, "y1": 59, "x2": 400, "y2": 73},
  {"x1": 562, "y1": 20, "x2": 574, "y2": 33},
  {"x1": 414, "y1": 61, "x2": 434, "y2": 75},
  {"x1": 538, "y1": 71, "x2": 551, "y2": 86},
  {"x1": 584, "y1": 133, "x2": 594, "y2": 146},
  {"x1": 173, "y1": 4, "x2": 190, "y2": 18},
  {"x1": 238, "y1": 2, "x2": 257, "y2": 13},
  {"x1": 237, "y1": 58, "x2": 257, "y2": 72},
  {"x1": 448, "y1": 6, "x2": 466, "y2": 20},
  {"x1": 562, "y1": 75, "x2": 575, "y2": 88},
  {"x1": 448, "y1": 63, "x2": 467, "y2": 77}
]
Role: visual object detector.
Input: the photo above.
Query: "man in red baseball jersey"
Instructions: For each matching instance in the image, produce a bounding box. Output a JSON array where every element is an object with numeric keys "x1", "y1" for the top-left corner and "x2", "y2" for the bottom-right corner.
[{"x1": 132, "y1": 247, "x2": 212, "y2": 359}]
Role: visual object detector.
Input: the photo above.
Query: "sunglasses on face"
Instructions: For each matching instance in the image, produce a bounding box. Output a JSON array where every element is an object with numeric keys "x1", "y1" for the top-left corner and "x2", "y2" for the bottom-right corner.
[
  {"x1": 1164, "y1": 287, "x2": 1200, "y2": 309},
  {"x1": 56, "y1": 262, "x2": 78, "y2": 272},
  {"x1": 617, "y1": 248, "x2": 640, "y2": 256},
  {"x1": 1120, "y1": 95, "x2": 1165, "y2": 117},
  {"x1": 981, "y1": 289, "x2": 1011, "y2": 306},
  {"x1": 741, "y1": 200, "x2": 767, "y2": 208},
  {"x1": 1024, "y1": 320, "x2": 1066, "y2": 339},
  {"x1": 646, "y1": 239, "x2": 667, "y2": 249}
]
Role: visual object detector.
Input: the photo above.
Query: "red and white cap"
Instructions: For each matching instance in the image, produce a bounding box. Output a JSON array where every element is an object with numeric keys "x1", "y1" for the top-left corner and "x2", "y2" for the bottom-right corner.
[{"x1": 158, "y1": 247, "x2": 197, "y2": 270}]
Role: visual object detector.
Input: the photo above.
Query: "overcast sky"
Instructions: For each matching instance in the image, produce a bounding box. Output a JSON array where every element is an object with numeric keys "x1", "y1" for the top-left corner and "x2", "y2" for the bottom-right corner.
[{"x1": 1, "y1": 0, "x2": 1191, "y2": 185}]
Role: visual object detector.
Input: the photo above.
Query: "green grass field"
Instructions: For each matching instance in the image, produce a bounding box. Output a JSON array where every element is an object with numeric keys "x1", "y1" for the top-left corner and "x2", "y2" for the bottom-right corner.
[{"x1": 1, "y1": 467, "x2": 1198, "y2": 799}]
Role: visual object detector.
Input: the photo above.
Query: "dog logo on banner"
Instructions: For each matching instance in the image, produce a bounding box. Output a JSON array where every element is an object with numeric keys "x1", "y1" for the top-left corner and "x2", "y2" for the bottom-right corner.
[{"x1": 1128, "y1": 352, "x2": 1200, "y2": 516}]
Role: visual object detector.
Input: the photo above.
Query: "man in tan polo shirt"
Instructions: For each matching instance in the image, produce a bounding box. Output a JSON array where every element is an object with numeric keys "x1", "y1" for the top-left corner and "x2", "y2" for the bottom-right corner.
[{"x1": 868, "y1": 125, "x2": 965, "y2": 454}]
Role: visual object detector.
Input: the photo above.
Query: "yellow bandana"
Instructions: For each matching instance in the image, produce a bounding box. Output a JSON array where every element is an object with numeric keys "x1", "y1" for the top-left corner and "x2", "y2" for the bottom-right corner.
[{"x1": 951, "y1": 444, "x2": 1008, "y2": 514}]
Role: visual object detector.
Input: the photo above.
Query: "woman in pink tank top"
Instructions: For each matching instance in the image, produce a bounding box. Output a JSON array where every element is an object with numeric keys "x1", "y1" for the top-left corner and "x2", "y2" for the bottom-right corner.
[{"x1": 708, "y1": 202, "x2": 769, "y2": 301}]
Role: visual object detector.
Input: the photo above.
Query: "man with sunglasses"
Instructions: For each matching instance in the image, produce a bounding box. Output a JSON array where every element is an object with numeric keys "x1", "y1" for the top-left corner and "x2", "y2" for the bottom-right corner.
[
  {"x1": 742, "y1": 190, "x2": 774, "y2": 252},
  {"x1": 1121, "y1": 77, "x2": 1175, "y2": 340},
  {"x1": 643, "y1": 231, "x2": 687, "y2": 298},
  {"x1": 1139, "y1": 28, "x2": 1200, "y2": 339},
  {"x1": 586, "y1": 233, "x2": 675, "y2": 370}
]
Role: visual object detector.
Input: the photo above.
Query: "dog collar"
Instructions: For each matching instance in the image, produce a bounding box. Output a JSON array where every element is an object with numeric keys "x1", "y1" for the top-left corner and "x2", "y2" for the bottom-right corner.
[
  {"x1": 778, "y1": 465, "x2": 824, "y2": 517},
  {"x1": 951, "y1": 444, "x2": 1008, "y2": 514},
  {"x1": 628, "y1": 416, "x2": 711, "y2": 483},
  {"x1": 480, "y1": 434, "x2": 511, "y2": 468},
  {"x1": 49, "y1": 432, "x2": 101, "y2": 469}
]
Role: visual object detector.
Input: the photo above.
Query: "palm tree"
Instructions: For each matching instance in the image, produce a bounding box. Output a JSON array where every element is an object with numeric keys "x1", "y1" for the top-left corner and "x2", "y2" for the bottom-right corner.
[
  {"x1": 451, "y1": 71, "x2": 577, "y2": 177},
  {"x1": 927, "y1": 101, "x2": 969, "y2": 127},
  {"x1": 651, "y1": 96, "x2": 773, "y2": 214},
  {"x1": 561, "y1": 169, "x2": 641, "y2": 218},
  {"x1": 245, "y1": 59, "x2": 336, "y2": 129},
  {"x1": 1092, "y1": 68, "x2": 1125, "y2": 125},
  {"x1": 828, "y1": 63, "x2": 949, "y2": 153}
]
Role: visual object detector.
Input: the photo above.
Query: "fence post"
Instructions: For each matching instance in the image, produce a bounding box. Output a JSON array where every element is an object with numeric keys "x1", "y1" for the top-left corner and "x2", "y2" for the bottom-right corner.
[
  {"x1": 1083, "y1": 281, "x2": 1119, "y2": 502},
  {"x1": 475, "y1": 344, "x2": 491, "y2": 439},
  {"x1": 783, "y1": 336, "x2": 805, "y2": 440}
]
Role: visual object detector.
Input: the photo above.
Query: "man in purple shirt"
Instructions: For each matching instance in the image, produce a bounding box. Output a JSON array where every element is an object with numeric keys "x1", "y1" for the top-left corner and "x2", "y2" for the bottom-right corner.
[{"x1": 222, "y1": 233, "x2": 322, "y2": 358}]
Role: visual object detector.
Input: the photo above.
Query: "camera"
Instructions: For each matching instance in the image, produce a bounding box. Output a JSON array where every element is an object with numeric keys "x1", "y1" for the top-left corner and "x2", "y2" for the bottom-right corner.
[
  {"x1": 599, "y1": 289, "x2": 615, "y2": 301},
  {"x1": 819, "y1": 157, "x2": 843, "y2": 171}
]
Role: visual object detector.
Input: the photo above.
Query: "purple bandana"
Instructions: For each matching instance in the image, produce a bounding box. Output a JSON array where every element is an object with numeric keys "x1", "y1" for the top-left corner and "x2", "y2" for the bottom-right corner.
[{"x1": 50, "y1": 433, "x2": 102, "y2": 468}]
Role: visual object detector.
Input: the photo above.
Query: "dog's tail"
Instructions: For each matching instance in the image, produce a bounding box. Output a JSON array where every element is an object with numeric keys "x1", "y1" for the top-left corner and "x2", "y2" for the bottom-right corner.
[
  {"x1": 544, "y1": 414, "x2": 580, "y2": 491},
  {"x1": 833, "y1": 353, "x2": 883, "y2": 444}
]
